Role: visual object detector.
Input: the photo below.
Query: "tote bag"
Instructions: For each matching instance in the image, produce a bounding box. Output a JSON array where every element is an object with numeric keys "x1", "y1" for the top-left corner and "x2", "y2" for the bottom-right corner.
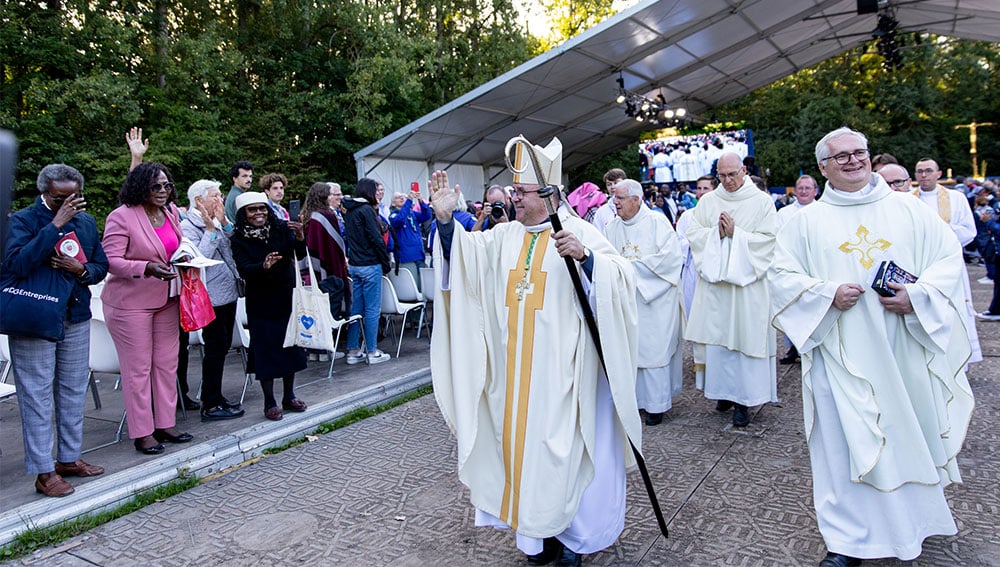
[
  {"x1": 179, "y1": 268, "x2": 217, "y2": 331},
  {"x1": 0, "y1": 269, "x2": 70, "y2": 341},
  {"x1": 283, "y1": 249, "x2": 336, "y2": 352}
]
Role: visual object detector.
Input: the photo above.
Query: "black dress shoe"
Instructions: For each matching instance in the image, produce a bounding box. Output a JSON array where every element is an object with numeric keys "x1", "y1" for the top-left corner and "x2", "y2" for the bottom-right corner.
[
  {"x1": 715, "y1": 399, "x2": 734, "y2": 412},
  {"x1": 556, "y1": 546, "x2": 582, "y2": 567},
  {"x1": 220, "y1": 397, "x2": 242, "y2": 410},
  {"x1": 526, "y1": 537, "x2": 562, "y2": 565},
  {"x1": 732, "y1": 404, "x2": 750, "y2": 427},
  {"x1": 819, "y1": 552, "x2": 862, "y2": 567},
  {"x1": 152, "y1": 429, "x2": 194, "y2": 443},
  {"x1": 644, "y1": 412, "x2": 664, "y2": 426},
  {"x1": 178, "y1": 395, "x2": 201, "y2": 411},
  {"x1": 134, "y1": 438, "x2": 165, "y2": 455},
  {"x1": 779, "y1": 345, "x2": 800, "y2": 365},
  {"x1": 201, "y1": 405, "x2": 246, "y2": 422}
]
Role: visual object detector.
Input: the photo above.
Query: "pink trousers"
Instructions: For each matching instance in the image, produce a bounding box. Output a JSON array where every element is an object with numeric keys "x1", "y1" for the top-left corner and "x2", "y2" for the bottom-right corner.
[{"x1": 104, "y1": 300, "x2": 179, "y2": 439}]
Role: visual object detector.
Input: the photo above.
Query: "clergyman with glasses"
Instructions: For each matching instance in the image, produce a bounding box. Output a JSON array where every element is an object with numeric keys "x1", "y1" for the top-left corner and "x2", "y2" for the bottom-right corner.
[
  {"x1": 768, "y1": 126, "x2": 974, "y2": 567},
  {"x1": 427, "y1": 135, "x2": 642, "y2": 566},
  {"x1": 684, "y1": 151, "x2": 778, "y2": 428}
]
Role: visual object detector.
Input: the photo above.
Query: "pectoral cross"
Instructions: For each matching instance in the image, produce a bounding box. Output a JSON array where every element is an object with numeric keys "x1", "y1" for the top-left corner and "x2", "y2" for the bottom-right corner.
[
  {"x1": 499, "y1": 229, "x2": 549, "y2": 531},
  {"x1": 839, "y1": 225, "x2": 891, "y2": 270}
]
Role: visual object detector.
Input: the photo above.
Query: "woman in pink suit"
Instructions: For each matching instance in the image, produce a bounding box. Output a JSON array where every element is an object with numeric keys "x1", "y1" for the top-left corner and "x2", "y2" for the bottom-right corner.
[{"x1": 102, "y1": 162, "x2": 193, "y2": 455}]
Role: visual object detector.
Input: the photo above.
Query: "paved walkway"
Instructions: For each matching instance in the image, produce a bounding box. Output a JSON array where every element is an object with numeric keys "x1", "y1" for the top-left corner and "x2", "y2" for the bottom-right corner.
[{"x1": 3, "y1": 267, "x2": 1000, "y2": 566}]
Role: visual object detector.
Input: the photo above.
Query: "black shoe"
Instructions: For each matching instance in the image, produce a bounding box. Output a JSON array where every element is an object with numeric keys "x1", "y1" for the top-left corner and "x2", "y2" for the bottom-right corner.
[
  {"x1": 152, "y1": 429, "x2": 194, "y2": 443},
  {"x1": 644, "y1": 412, "x2": 664, "y2": 426},
  {"x1": 178, "y1": 395, "x2": 201, "y2": 411},
  {"x1": 556, "y1": 546, "x2": 582, "y2": 567},
  {"x1": 779, "y1": 345, "x2": 800, "y2": 365},
  {"x1": 715, "y1": 399, "x2": 733, "y2": 412},
  {"x1": 732, "y1": 404, "x2": 750, "y2": 427},
  {"x1": 201, "y1": 405, "x2": 246, "y2": 422},
  {"x1": 220, "y1": 397, "x2": 242, "y2": 410},
  {"x1": 819, "y1": 552, "x2": 862, "y2": 567},
  {"x1": 526, "y1": 537, "x2": 562, "y2": 565},
  {"x1": 134, "y1": 437, "x2": 165, "y2": 455}
]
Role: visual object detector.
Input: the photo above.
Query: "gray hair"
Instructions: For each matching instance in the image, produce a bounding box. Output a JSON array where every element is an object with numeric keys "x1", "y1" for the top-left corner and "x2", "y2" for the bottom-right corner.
[
  {"x1": 796, "y1": 174, "x2": 819, "y2": 190},
  {"x1": 187, "y1": 179, "x2": 222, "y2": 207},
  {"x1": 36, "y1": 164, "x2": 84, "y2": 193},
  {"x1": 615, "y1": 179, "x2": 644, "y2": 198},
  {"x1": 815, "y1": 127, "x2": 868, "y2": 165}
]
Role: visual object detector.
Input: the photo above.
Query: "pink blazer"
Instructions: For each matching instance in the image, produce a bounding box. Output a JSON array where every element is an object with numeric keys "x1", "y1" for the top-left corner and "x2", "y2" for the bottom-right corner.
[{"x1": 101, "y1": 204, "x2": 183, "y2": 310}]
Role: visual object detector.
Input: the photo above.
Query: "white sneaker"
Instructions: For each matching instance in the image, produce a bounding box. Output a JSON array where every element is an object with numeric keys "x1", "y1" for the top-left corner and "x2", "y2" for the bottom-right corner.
[
  {"x1": 975, "y1": 311, "x2": 1000, "y2": 321},
  {"x1": 333, "y1": 352, "x2": 346, "y2": 360},
  {"x1": 978, "y1": 276, "x2": 993, "y2": 284},
  {"x1": 367, "y1": 350, "x2": 391, "y2": 364},
  {"x1": 345, "y1": 352, "x2": 367, "y2": 365}
]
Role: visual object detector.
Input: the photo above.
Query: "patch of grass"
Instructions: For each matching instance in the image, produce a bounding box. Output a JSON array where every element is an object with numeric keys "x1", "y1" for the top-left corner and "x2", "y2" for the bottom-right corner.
[
  {"x1": 262, "y1": 384, "x2": 433, "y2": 455},
  {"x1": 0, "y1": 476, "x2": 200, "y2": 561}
]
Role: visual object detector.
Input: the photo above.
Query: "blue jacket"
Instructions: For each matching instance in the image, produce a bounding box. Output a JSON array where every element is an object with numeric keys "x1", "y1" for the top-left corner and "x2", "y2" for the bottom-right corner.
[
  {"x1": 1, "y1": 197, "x2": 109, "y2": 336},
  {"x1": 389, "y1": 198, "x2": 432, "y2": 264}
]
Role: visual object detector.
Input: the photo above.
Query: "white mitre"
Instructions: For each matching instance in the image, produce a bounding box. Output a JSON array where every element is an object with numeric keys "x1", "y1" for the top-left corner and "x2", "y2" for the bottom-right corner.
[{"x1": 505, "y1": 135, "x2": 562, "y2": 187}]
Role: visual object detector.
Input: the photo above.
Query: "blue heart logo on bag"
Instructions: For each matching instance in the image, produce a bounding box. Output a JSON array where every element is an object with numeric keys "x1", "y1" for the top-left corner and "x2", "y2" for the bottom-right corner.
[{"x1": 300, "y1": 315, "x2": 315, "y2": 329}]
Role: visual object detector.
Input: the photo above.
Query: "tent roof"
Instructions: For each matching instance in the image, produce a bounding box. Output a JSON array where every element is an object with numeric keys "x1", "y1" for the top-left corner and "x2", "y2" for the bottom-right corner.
[{"x1": 355, "y1": 0, "x2": 1000, "y2": 174}]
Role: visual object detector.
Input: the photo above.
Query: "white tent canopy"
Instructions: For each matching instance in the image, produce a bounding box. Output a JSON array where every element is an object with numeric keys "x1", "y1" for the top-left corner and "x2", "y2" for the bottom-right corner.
[{"x1": 356, "y1": 0, "x2": 1000, "y2": 196}]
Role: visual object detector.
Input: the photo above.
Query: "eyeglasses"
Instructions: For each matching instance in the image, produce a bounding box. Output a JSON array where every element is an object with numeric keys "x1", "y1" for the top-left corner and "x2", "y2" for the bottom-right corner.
[
  {"x1": 511, "y1": 187, "x2": 541, "y2": 200},
  {"x1": 717, "y1": 170, "x2": 743, "y2": 180},
  {"x1": 821, "y1": 149, "x2": 870, "y2": 165},
  {"x1": 245, "y1": 205, "x2": 268, "y2": 213},
  {"x1": 330, "y1": 193, "x2": 343, "y2": 197},
  {"x1": 914, "y1": 168, "x2": 938, "y2": 176},
  {"x1": 886, "y1": 178, "x2": 911, "y2": 188},
  {"x1": 149, "y1": 182, "x2": 175, "y2": 193}
]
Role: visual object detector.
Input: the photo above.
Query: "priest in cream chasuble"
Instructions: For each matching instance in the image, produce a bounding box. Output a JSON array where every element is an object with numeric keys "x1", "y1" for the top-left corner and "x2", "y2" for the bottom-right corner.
[
  {"x1": 605, "y1": 179, "x2": 684, "y2": 424},
  {"x1": 769, "y1": 128, "x2": 974, "y2": 564},
  {"x1": 428, "y1": 135, "x2": 642, "y2": 560},
  {"x1": 685, "y1": 152, "x2": 778, "y2": 425}
]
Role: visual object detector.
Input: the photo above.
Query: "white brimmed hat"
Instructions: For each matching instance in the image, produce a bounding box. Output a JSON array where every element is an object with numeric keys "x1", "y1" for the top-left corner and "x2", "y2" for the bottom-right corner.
[{"x1": 235, "y1": 191, "x2": 268, "y2": 211}]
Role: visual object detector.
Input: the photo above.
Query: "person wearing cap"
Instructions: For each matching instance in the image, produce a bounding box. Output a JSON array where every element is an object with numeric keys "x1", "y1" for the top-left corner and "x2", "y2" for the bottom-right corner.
[
  {"x1": 604, "y1": 178, "x2": 684, "y2": 426},
  {"x1": 428, "y1": 135, "x2": 641, "y2": 566},
  {"x1": 230, "y1": 191, "x2": 309, "y2": 421},
  {"x1": 685, "y1": 151, "x2": 778, "y2": 428}
]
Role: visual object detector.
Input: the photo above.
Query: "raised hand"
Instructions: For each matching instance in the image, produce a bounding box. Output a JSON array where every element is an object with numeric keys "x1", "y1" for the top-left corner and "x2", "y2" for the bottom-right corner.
[
  {"x1": 126, "y1": 127, "x2": 149, "y2": 171},
  {"x1": 430, "y1": 170, "x2": 461, "y2": 222}
]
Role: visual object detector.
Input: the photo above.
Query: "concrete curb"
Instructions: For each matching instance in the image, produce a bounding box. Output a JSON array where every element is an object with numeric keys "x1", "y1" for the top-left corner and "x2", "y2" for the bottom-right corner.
[{"x1": 0, "y1": 367, "x2": 432, "y2": 547}]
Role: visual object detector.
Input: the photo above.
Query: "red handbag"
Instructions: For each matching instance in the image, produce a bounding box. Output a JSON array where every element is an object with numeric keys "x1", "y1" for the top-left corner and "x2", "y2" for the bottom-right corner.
[{"x1": 179, "y1": 268, "x2": 217, "y2": 331}]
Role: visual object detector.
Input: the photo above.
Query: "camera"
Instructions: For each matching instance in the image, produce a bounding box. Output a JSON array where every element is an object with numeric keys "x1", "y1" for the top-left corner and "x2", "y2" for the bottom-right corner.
[{"x1": 490, "y1": 201, "x2": 506, "y2": 219}]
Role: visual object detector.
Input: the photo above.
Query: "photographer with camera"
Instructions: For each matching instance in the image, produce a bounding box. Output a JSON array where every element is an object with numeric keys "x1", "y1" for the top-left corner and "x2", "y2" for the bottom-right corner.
[{"x1": 471, "y1": 184, "x2": 515, "y2": 232}]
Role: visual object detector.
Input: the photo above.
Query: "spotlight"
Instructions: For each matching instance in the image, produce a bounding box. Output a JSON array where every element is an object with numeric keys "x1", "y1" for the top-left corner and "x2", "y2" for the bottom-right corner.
[
  {"x1": 616, "y1": 93, "x2": 627, "y2": 104},
  {"x1": 676, "y1": 108, "x2": 686, "y2": 117}
]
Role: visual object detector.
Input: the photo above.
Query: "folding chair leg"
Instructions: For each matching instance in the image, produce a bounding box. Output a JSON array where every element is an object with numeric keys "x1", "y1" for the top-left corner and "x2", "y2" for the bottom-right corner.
[
  {"x1": 83, "y1": 409, "x2": 127, "y2": 454},
  {"x1": 176, "y1": 377, "x2": 187, "y2": 418},
  {"x1": 395, "y1": 313, "x2": 406, "y2": 358},
  {"x1": 0, "y1": 362, "x2": 10, "y2": 384},
  {"x1": 240, "y1": 372, "x2": 252, "y2": 406},
  {"x1": 88, "y1": 371, "x2": 102, "y2": 410}
]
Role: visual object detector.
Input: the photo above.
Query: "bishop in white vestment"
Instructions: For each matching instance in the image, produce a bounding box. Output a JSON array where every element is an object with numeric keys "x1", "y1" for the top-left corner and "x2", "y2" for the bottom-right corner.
[
  {"x1": 605, "y1": 179, "x2": 684, "y2": 425},
  {"x1": 685, "y1": 153, "x2": 778, "y2": 427},
  {"x1": 770, "y1": 128, "x2": 974, "y2": 566},
  {"x1": 428, "y1": 136, "x2": 642, "y2": 565}
]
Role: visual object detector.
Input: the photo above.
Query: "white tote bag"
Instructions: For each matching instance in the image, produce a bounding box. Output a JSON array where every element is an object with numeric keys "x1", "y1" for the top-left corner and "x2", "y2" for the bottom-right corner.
[{"x1": 283, "y1": 249, "x2": 336, "y2": 352}]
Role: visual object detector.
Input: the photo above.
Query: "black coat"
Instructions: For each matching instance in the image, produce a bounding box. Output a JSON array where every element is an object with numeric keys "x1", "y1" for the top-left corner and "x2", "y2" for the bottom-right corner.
[
  {"x1": 343, "y1": 197, "x2": 391, "y2": 272},
  {"x1": 231, "y1": 221, "x2": 307, "y2": 321}
]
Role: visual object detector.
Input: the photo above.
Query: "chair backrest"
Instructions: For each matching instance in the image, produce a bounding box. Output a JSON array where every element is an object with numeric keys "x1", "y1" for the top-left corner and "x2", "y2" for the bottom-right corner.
[
  {"x1": 235, "y1": 297, "x2": 251, "y2": 348},
  {"x1": 0, "y1": 333, "x2": 10, "y2": 364},
  {"x1": 419, "y1": 267, "x2": 435, "y2": 303},
  {"x1": 381, "y1": 276, "x2": 401, "y2": 314},
  {"x1": 89, "y1": 281, "x2": 105, "y2": 322},
  {"x1": 388, "y1": 270, "x2": 421, "y2": 303},
  {"x1": 89, "y1": 318, "x2": 120, "y2": 374}
]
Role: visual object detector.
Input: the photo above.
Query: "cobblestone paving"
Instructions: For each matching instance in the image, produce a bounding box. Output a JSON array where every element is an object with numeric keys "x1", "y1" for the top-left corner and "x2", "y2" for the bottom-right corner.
[{"x1": 13, "y1": 337, "x2": 999, "y2": 566}]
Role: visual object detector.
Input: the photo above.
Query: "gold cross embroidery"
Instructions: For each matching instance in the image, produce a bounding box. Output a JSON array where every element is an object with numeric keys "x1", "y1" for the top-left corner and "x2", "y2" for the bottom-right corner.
[
  {"x1": 500, "y1": 229, "x2": 549, "y2": 531},
  {"x1": 839, "y1": 225, "x2": 891, "y2": 269},
  {"x1": 620, "y1": 240, "x2": 641, "y2": 260}
]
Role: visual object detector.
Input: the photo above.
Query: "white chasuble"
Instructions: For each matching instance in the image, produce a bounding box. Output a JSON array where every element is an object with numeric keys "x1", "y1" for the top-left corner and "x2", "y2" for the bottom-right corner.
[
  {"x1": 430, "y1": 212, "x2": 641, "y2": 545},
  {"x1": 605, "y1": 206, "x2": 685, "y2": 412},
  {"x1": 769, "y1": 176, "x2": 975, "y2": 559},
  {"x1": 685, "y1": 177, "x2": 778, "y2": 405}
]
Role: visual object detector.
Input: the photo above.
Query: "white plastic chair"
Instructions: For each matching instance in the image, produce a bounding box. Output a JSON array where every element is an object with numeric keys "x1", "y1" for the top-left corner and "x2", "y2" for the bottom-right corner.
[
  {"x1": 379, "y1": 276, "x2": 424, "y2": 358},
  {"x1": 83, "y1": 318, "x2": 125, "y2": 453},
  {"x1": 326, "y1": 314, "x2": 363, "y2": 379},
  {"x1": 0, "y1": 334, "x2": 11, "y2": 384},
  {"x1": 389, "y1": 269, "x2": 429, "y2": 338},
  {"x1": 235, "y1": 298, "x2": 255, "y2": 405}
]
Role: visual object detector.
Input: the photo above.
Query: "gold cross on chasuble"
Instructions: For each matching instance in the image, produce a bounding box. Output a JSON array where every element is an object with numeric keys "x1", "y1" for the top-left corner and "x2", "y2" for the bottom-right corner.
[
  {"x1": 839, "y1": 225, "x2": 891, "y2": 269},
  {"x1": 499, "y1": 229, "x2": 549, "y2": 530}
]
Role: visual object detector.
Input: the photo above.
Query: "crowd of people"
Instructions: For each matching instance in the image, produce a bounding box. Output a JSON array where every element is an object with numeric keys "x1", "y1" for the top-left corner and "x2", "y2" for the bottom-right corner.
[
  {"x1": 1, "y1": 128, "x2": 423, "y2": 493},
  {"x1": 0, "y1": 126, "x2": 985, "y2": 567}
]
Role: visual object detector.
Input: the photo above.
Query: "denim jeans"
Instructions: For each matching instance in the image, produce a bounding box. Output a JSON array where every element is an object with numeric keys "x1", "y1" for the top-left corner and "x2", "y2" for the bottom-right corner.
[{"x1": 347, "y1": 264, "x2": 382, "y2": 353}]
